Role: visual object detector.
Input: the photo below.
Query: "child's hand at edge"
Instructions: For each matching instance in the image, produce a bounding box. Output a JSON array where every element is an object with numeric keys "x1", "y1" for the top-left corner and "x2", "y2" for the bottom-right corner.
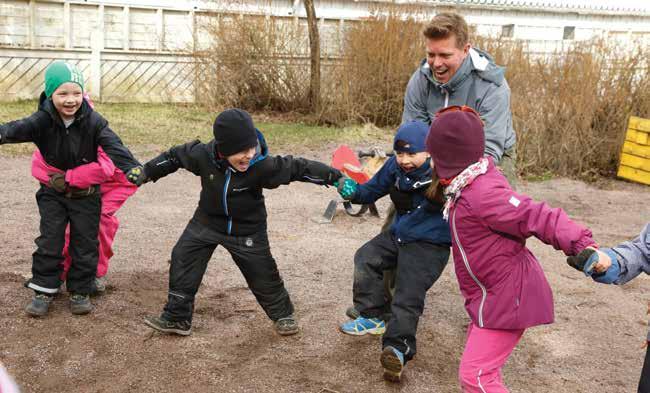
[{"x1": 587, "y1": 247, "x2": 613, "y2": 274}]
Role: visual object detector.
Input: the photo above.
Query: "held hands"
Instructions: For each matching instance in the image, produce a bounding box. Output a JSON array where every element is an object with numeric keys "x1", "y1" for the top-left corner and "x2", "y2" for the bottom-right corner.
[
  {"x1": 566, "y1": 247, "x2": 620, "y2": 284},
  {"x1": 126, "y1": 166, "x2": 148, "y2": 186},
  {"x1": 333, "y1": 177, "x2": 358, "y2": 200},
  {"x1": 48, "y1": 173, "x2": 67, "y2": 193}
]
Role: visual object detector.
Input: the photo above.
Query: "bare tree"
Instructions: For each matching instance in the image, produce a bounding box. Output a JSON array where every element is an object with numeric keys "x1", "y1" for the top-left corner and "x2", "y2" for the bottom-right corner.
[{"x1": 303, "y1": 0, "x2": 321, "y2": 113}]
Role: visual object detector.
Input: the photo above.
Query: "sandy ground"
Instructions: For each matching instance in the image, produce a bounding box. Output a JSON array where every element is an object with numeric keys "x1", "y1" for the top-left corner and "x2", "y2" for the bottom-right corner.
[{"x1": 0, "y1": 149, "x2": 649, "y2": 393}]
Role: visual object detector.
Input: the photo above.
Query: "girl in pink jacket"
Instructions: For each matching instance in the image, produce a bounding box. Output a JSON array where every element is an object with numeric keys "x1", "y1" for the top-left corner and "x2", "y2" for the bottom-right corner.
[
  {"x1": 425, "y1": 106, "x2": 607, "y2": 392},
  {"x1": 31, "y1": 146, "x2": 137, "y2": 293}
]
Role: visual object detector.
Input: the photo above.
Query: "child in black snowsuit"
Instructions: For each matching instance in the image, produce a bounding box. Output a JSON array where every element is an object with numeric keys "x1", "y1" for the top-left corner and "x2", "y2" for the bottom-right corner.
[
  {"x1": 132, "y1": 109, "x2": 343, "y2": 336},
  {"x1": 0, "y1": 61, "x2": 141, "y2": 316}
]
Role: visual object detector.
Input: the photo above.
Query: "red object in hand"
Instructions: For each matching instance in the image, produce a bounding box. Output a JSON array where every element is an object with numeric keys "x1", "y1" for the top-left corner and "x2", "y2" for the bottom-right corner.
[{"x1": 331, "y1": 145, "x2": 370, "y2": 184}]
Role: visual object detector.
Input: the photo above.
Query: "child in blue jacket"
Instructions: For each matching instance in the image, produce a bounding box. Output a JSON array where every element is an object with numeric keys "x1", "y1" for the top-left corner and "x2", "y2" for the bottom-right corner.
[
  {"x1": 336, "y1": 121, "x2": 450, "y2": 382},
  {"x1": 567, "y1": 222, "x2": 649, "y2": 392}
]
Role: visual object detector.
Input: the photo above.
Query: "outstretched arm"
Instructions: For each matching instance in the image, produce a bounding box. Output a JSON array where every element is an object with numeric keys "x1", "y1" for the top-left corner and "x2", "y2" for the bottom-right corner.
[
  {"x1": 260, "y1": 155, "x2": 342, "y2": 189},
  {"x1": 612, "y1": 223, "x2": 650, "y2": 284},
  {"x1": 348, "y1": 158, "x2": 394, "y2": 204},
  {"x1": 64, "y1": 147, "x2": 116, "y2": 188},
  {"x1": 0, "y1": 111, "x2": 49, "y2": 145},
  {"x1": 95, "y1": 116, "x2": 141, "y2": 174},
  {"x1": 32, "y1": 147, "x2": 116, "y2": 189},
  {"x1": 142, "y1": 140, "x2": 203, "y2": 183},
  {"x1": 476, "y1": 185, "x2": 595, "y2": 256}
]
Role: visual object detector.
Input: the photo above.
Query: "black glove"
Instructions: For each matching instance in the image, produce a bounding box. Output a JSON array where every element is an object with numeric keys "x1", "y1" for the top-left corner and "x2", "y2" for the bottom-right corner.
[
  {"x1": 566, "y1": 248, "x2": 597, "y2": 273},
  {"x1": 327, "y1": 168, "x2": 344, "y2": 186},
  {"x1": 48, "y1": 173, "x2": 67, "y2": 193},
  {"x1": 126, "y1": 166, "x2": 148, "y2": 186}
]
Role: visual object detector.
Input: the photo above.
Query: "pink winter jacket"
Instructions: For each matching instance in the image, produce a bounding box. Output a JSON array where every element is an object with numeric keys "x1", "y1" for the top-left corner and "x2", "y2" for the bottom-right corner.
[
  {"x1": 449, "y1": 158, "x2": 595, "y2": 330},
  {"x1": 32, "y1": 147, "x2": 115, "y2": 188}
]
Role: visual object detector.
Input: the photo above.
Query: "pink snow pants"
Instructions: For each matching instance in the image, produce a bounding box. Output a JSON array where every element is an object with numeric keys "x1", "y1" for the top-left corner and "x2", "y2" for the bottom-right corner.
[{"x1": 458, "y1": 323, "x2": 525, "y2": 393}]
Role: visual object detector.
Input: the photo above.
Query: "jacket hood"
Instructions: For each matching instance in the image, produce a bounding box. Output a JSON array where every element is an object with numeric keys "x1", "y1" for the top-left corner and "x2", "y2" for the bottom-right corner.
[
  {"x1": 418, "y1": 47, "x2": 505, "y2": 93},
  {"x1": 211, "y1": 129, "x2": 269, "y2": 170},
  {"x1": 38, "y1": 91, "x2": 94, "y2": 127}
]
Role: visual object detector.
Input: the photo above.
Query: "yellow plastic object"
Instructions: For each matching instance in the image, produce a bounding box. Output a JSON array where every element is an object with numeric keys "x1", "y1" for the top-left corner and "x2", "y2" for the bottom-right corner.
[{"x1": 617, "y1": 116, "x2": 650, "y2": 185}]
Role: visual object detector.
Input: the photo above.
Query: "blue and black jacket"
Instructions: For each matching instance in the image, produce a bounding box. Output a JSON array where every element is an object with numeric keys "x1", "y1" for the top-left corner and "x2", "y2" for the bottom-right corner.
[
  {"x1": 352, "y1": 156, "x2": 450, "y2": 245},
  {"x1": 143, "y1": 130, "x2": 342, "y2": 236}
]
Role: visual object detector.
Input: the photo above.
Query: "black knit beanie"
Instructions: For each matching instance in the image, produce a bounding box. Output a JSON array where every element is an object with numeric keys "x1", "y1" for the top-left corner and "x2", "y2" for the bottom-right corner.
[{"x1": 213, "y1": 109, "x2": 258, "y2": 157}]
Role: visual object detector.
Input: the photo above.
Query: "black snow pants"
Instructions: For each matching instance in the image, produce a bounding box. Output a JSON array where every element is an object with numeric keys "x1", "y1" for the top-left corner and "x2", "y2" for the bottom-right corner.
[
  {"x1": 161, "y1": 217, "x2": 294, "y2": 323},
  {"x1": 28, "y1": 185, "x2": 101, "y2": 295},
  {"x1": 353, "y1": 230, "x2": 449, "y2": 363}
]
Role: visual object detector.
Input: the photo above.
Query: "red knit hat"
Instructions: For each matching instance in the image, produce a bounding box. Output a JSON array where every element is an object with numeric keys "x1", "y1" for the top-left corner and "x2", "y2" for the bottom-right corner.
[{"x1": 425, "y1": 107, "x2": 485, "y2": 179}]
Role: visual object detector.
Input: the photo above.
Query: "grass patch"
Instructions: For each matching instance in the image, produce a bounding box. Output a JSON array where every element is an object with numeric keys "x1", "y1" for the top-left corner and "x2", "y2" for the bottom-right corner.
[{"x1": 0, "y1": 101, "x2": 391, "y2": 157}]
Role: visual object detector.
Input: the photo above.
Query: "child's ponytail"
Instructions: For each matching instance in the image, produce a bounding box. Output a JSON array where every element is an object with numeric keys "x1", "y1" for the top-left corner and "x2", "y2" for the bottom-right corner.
[{"x1": 424, "y1": 173, "x2": 445, "y2": 204}]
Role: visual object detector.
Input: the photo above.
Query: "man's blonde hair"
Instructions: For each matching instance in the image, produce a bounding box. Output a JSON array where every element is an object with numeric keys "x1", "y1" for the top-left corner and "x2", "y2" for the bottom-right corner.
[{"x1": 423, "y1": 12, "x2": 469, "y2": 49}]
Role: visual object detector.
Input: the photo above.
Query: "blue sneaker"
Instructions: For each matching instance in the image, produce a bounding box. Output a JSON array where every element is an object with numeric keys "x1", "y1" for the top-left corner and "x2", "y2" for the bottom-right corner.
[
  {"x1": 339, "y1": 316, "x2": 385, "y2": 336},
  {"x1": 381, "y1": 346, "x2": 405, "y2": 382}
]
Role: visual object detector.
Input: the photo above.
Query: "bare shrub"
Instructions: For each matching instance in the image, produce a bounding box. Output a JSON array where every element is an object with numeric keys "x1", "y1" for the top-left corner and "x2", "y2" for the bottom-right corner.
[
  {"x1": 324, "y1": 6, "x2": 426, "y2": 126},
  {"x1": 194, "y1": 12, "x2": 311, "y2": 112},
  {"x1": 192, "y1": 4, "x2": 650, "y2": 178},
  {"x1": 475, "y1": 36, "x2": 650, "y2": 177}
]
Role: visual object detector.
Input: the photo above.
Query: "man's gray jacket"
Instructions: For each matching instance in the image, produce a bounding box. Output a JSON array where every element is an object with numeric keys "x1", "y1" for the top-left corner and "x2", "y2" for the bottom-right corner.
[{"x1": 402, "y1": 48, "x2": 516, "y2": 162}]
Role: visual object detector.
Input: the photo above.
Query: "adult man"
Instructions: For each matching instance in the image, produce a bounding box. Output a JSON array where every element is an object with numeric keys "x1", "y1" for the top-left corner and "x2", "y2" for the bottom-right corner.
[{"x1": 403, "y1": 12, "x2": 517, "y2": 182}]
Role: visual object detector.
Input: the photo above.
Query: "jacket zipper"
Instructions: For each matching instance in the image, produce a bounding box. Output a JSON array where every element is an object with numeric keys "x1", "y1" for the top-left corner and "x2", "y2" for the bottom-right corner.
[
  {"x1": 223, "y1": 169, "x2": 232, "y2": 235},
  {"x1": 451, "y1": 208, "x2": 487, "y2": 327}
]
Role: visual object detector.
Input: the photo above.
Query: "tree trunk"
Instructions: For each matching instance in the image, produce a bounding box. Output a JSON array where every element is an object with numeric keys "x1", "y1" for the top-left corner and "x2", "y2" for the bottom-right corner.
[{"x1": 303, "y1": 0, "x2": 321, "y2": 114}]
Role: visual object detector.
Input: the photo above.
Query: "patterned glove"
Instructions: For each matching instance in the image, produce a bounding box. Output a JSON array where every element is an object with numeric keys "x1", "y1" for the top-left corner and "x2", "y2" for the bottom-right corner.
[
  {"x1": 48, "y1": 173, "x2": 67, "y2": 193},
  {"x1": 126, "y1": 166, "x2": 148, "y2": 186},
  {"x1": 334, "y1": 177, "x2": 358, "y2": 200},
  {"x1": 566, "y1": 248, "x2": 598, "y2": 275}
]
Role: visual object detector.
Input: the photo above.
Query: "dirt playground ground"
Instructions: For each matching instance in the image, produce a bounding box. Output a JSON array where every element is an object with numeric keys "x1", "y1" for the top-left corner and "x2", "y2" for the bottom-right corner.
[{"x1": 0, "y1": 149, "x2": 649, "y2": 393}]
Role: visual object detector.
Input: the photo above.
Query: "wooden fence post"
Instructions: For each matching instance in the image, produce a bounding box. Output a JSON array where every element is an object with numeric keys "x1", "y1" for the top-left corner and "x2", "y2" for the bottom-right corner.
[
  {"x1": 90, "y1": 27, "x2": 103, "y2": 101},
  {"x1": 28, "y1": 0, "x2": 36, "y2": 48},
  {"x1": 63, "y1": 2, "x2": 71, "y2": 49},
  {"x1": 123, "y1": 6, "x2": 130, "y2": 50}
]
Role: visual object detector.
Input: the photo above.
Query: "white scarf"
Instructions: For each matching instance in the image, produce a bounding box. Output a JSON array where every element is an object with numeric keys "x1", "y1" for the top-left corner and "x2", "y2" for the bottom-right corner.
[{"x1": 442, "y1": 158, "x2": 489, "y2": 220}]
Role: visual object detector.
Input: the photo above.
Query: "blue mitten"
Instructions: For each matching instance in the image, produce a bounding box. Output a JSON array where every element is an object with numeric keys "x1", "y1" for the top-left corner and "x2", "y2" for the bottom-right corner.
[{"x1": 590, "y1": 248, "x2": 621, "y2": 284}]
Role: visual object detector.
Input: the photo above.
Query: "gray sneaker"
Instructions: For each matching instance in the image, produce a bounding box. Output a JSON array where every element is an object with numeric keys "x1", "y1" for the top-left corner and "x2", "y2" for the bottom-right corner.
[
  {"x1": 381, "y1": 346, "x2": 405, "y2": 382},
  {"x1": 93, "y1": 276, "x2": 107, "y2": 294},
  {"x1": 26, "y1": 294, "x2": 53, "y2": 317},
  {"x1": 144, "y1": 315, "x2": 192, "y2": 336},
  {"x1": 70, "y1": 294, "x2": 93, "y2": 315},
  {"x1": 274, "y1": 316, "x2": 299, "y2": 336}
]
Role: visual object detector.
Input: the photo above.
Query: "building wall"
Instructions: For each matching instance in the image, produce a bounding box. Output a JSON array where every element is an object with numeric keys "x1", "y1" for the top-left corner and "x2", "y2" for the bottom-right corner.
[{"x1": 0, "y1": 0, "x2": 648, "y2": 102}]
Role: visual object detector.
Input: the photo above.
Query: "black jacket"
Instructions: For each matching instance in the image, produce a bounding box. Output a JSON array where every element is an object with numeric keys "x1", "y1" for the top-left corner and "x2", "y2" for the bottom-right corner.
[
  {"x1": 0, "y1": 93, "x2": 140, "y2": 173},
  {"x1": 144, "y1": 130, "x2": 341, "y2": 236}
]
